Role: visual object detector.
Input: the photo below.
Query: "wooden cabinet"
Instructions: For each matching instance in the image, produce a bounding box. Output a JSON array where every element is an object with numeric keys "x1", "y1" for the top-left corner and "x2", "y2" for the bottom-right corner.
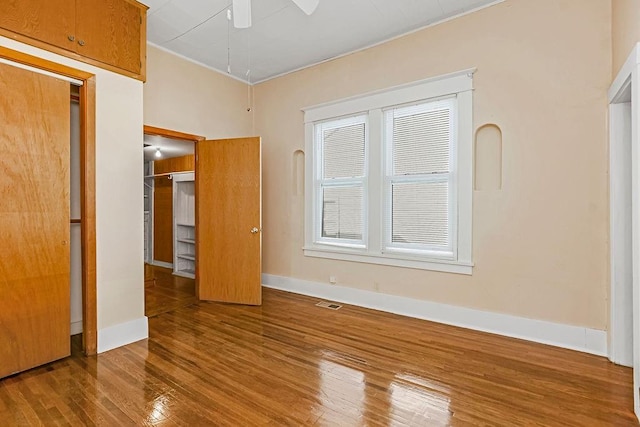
[
  {"x1": 0, "y1": 0, "x2": 76, "y2": 49},
  {"x1": 76, "y1": 0, "x2": 143, "y2": 74},
  {"x1": 0, "y1": 0, "x2": 147, "y2": 80}
]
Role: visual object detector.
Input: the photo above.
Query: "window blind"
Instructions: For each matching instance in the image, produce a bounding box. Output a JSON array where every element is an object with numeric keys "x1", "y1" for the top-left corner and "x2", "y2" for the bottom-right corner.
[
  {"x1": 385, "y1": 98, "x2": 455, "y2": 251},
  {"x1": 322, "y1": 186, "x2": 363, "y2": 240},
  {"x1": 323, "y1": 123, "x2": 365, "y2": 179},
  {"x1": 317, "y1": 116, "x2": 367, "y2": 242}
]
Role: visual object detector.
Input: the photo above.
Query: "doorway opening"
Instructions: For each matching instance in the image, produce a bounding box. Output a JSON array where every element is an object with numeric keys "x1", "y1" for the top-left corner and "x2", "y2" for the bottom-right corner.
[{"x1": 143, "y1": 125, "x2": 204, "y2": 317}]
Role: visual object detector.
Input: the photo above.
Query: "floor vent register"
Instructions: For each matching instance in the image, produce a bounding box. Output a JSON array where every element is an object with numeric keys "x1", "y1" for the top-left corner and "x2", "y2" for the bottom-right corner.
[{"x1": 315, "y1": 301, "x2": 342, "y2": 310}]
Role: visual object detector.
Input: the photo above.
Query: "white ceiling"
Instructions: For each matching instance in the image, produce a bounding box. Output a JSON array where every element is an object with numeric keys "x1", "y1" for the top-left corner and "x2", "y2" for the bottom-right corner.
[
  {"x1": 144, "y1": 134, "x2": 194, "y2": 161},
  {"x1": 141, "y1": 0, "x2": 500, "y2": 84}
]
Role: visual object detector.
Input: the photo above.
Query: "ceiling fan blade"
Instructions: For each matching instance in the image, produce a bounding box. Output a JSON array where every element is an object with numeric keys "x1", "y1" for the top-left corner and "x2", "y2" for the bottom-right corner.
[
  {"x1": 233, "y1": 0, "x2": 252, "y2": 28},
  {"x1": 291, "y1": 0, "x2": 319, "y2": 15}
]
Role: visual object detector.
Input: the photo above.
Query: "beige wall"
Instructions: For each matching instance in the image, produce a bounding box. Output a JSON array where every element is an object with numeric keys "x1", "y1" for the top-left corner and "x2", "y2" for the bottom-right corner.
[
  {"x1": 0, "y1": 36, "x2": 145, "y2": 333},
  {"x1": 144, "y1": 45, "x2": 253, "y2": 138},
  {"x1": 254, "y1": 0, "x2": 612, "y2": 329},
  {"x1": 612, "y1": 0, "x2": 640, "y2": 77}
]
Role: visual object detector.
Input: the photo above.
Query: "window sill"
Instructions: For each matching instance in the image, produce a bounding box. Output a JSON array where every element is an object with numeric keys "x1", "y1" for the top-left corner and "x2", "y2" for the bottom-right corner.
[{"x1": 302, "y1": 246, "x2": 473, "y2": 275}]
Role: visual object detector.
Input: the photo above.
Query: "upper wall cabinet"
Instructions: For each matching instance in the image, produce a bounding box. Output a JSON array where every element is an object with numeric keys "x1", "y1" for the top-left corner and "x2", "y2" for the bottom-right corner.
[
  {"x1": 0, "y1": 0, "x2": 148, "y2": 81},
  {"x1": 75, "y1": 0, "x2": 143, "y2": 74},
  {"x1": 0, "y1": 0, "x2": 77, "y2": 50}
]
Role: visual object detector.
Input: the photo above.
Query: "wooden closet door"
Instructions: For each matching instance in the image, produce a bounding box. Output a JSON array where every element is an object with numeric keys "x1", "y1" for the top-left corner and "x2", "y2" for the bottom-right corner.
[
  {"x1": 0, "y1": 62, "x2": 71, "y2": 378},
  {"x1": 196, "y1": 137, "x2": 262, "y2": 305}
]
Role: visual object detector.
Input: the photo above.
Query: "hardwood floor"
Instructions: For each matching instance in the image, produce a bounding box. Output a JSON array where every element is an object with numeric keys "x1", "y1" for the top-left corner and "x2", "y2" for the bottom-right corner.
[
  {"x1": 145, "y1": 265, "x2": 197, "y2": 318},
  {"x1": 0, "y1": 288, "x2": 636, "y2": 426}
]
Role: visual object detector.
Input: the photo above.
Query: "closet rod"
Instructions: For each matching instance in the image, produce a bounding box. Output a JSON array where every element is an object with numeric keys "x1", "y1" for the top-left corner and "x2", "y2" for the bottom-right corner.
[
  {"x1": 144, "y1": 171, "x2": 194, "y2": 179},
  {"x1": 70, "y1": 219, "x2": 81, "y2": 224}
]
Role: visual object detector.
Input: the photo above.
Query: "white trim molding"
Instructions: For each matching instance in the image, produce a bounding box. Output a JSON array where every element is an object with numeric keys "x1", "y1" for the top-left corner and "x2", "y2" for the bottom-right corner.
[
  {"x1": 262, "y1": 274, "x2": 607, "y2": 357},
  {"x1": 70, "y1": 320, "x2": 83, "y2": 336},
  {"x1": 609, "y1": 42, "x2": 640, "y2": 420},
  {"x1": 302, "y1": 68, "x2": 476, "y2": 123},
  {"x1": 97, "y1": 316, "x2": 149, "y2": 354},
  {"x1": 609, "y1": 100, "x2": 633, "y2": 367}
]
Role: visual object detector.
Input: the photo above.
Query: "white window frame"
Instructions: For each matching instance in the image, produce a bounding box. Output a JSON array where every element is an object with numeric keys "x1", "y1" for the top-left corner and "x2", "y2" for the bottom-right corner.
[
  {"x1": 382, "y1": 97, "x2": 457, "y2": 259},
  {"x1": 314, "y1": 114, "x2": 368, "y2": 248},
  {"x1": 303, "y1": 68, "x2": 475, "y2": 274}
]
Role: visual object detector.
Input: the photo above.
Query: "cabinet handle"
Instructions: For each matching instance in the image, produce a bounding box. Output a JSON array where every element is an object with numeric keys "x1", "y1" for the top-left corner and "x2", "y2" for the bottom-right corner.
[
  {"x1": 67, "y1": 35, "x2": 75, "y2": 42},
  {"x1": 78, "y1": 40, "x2": 85, "y2": 46}
]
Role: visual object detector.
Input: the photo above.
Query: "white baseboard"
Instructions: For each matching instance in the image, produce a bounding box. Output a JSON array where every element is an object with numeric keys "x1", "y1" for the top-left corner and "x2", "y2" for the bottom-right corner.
[
  {"x1": 262, "y1": 274, "x2": 608, "y2": 357},
  {"x1": 97, "y1": 316, "x2": 149, "y2": 354},
  {"x1": 151, "y1": 260, "x2": 173, "y2": 269},
  {"x1": 70, "y1": 320, "x2": 83, "y2": 336}
]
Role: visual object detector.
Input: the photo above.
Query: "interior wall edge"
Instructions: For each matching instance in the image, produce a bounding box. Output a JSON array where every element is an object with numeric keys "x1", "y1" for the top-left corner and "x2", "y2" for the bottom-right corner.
[
  {"x1": 97, "y1": 316, "x2": 148, "y2": 354},
  {"x1": 262, "y1": 273, "x2": 608, "y2": 357}
]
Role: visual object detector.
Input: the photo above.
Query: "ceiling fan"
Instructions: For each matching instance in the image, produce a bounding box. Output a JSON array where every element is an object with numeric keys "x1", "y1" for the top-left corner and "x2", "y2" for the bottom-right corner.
[{"x1": 232, "y1": 0, "x2": 319, "y2": 28}]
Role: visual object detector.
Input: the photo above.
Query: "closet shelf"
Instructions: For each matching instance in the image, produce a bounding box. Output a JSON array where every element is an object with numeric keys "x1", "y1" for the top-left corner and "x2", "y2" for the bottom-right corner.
[
  {"x1": 173, "y1": 174, "x2": 196, "y2": 279},
  {"x1": 176, "y1": 268, "x2": 195, "y2": 276},
  {"x1": 176, "y1": 223, "x2": 195, "y2": 227}
]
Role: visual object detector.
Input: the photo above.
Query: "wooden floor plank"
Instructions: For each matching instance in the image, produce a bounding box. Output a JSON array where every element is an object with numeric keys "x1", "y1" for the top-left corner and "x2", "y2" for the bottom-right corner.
[
  {"x1": 0, "y1": 283, "x2": 636, "y2": 426},
  {"x1": 145, "y1": 265, "x2": 197, "y2": 318}
]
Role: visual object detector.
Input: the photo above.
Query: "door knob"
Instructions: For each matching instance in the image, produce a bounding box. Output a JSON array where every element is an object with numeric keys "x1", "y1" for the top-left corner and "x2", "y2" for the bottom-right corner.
[
  {"x1": 67, "y1": 35, "x2": 75, "y2": 42},
  {"x1": 250, "y1": 227, "x2": 260, "y2": 234},
  {"x1": 78, "y1": 40, "x2": 85, "y2": 46}
]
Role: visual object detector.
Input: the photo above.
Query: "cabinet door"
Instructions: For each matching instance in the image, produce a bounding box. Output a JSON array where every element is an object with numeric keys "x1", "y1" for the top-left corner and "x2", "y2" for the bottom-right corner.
[
  {"x1": 75, "y1": 0, "x2": 143, "y2": 73},
  {"x1": 0, "y1": 0, "x2": 76, "y2": 50}
]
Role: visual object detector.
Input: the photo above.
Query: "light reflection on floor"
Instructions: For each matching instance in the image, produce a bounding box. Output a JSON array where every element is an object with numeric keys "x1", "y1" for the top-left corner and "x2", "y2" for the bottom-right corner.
[
  {"x1": 390, "y1": 373, "x2": 452, "y2": 426},
  {"x1": 318, "y1": 358, "x2": 366, "y2": 424},
  {"x1": 315, "y1": 351, "x2": 452, "y2": 426}
]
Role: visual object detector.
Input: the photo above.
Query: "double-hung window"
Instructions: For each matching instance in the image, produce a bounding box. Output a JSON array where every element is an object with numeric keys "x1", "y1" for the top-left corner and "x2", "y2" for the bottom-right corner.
[
  {"x1": 383, "y1": 97, "x2": 456, "y2": 257},
  {"x1": 303, "y1": 69, "x2": 474, "y2": 274},
  {"x1": 315, "y1": 115, "x2": 367, "y2": 246}
]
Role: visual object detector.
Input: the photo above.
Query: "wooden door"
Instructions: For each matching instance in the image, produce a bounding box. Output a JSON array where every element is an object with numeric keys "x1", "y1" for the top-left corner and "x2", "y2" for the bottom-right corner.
[
  {"x1": 196, "y1": 137, "x2": 262, "y2": 305},
  {"x1": 0, "y1": 0, "x2": 76, "y2": 52},
  {"x1": 75, "y1": 0, "x2": 143, "y2": 73},
  {"x1": 0, "y1": 63, "x2": 71, "y2": 378}
]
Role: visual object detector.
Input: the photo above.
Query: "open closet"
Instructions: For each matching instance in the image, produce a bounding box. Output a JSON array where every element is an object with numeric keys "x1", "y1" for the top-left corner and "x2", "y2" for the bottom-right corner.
[
  {"x1": 144, "y1": 135, "x2": 196, "y2": 277},
  {"x1": 143, "y1": 128, "x2": 200, "y2": 316},
  {"x1": 143, "y1": 125, "x2": 263, "y2": 314}
]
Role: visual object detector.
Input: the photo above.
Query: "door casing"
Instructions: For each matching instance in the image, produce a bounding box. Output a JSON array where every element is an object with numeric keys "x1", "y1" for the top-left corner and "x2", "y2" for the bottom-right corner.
[{"x1": 609, "y1": 42, "x2": 640, "y2": 421}]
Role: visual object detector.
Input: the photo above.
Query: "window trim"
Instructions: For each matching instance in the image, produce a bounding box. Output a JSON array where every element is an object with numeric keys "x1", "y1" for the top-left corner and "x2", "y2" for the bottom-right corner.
[{"x1": 303, "y1": 68, "x2": 475, "y2": 274}]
